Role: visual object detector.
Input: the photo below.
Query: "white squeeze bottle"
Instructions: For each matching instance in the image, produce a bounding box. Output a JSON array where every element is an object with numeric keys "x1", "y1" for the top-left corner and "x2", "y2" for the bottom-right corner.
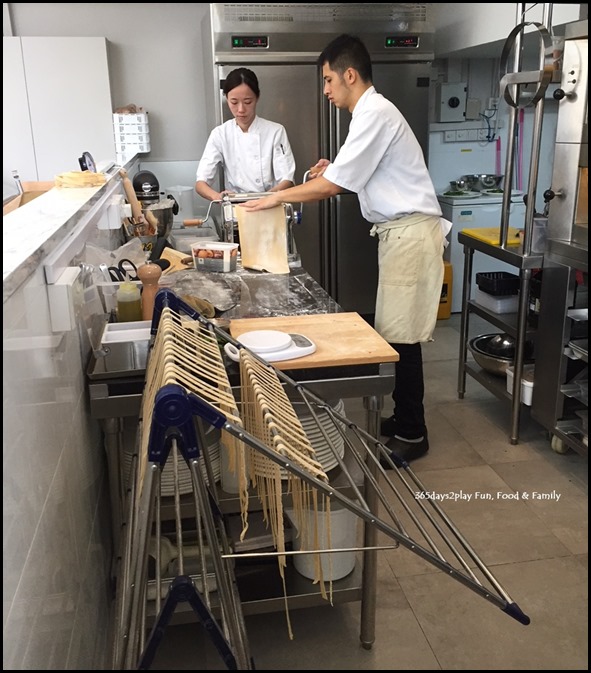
[{"x1": 116, "y1": 275, "x2": 142, "y2": 322}]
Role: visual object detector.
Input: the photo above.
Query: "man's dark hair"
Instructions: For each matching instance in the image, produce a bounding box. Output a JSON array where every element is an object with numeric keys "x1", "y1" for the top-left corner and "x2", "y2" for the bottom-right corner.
[
  {"x1": 318, "y1": 34, "x2": 373, "y2": 83},
  {"x1": 223, "y1": 67, "x2": 260, "y2": 97}
]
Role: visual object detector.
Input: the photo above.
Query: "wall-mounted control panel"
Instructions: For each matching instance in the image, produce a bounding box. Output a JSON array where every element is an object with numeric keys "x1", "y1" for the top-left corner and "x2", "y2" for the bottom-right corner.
[{"x1": 436, "y1": 82, "x2": 467, "y2": 122}]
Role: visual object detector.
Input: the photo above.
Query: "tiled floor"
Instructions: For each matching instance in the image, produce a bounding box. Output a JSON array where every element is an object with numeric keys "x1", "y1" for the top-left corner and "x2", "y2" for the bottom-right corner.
[{"x1": 149, "y1": 314, "x2": 588, "y2": 670}]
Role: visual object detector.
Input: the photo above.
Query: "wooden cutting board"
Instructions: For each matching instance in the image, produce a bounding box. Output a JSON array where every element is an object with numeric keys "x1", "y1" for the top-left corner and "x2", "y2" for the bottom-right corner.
[
  {"x1": 229, "y1": 312, "x2": 399, "y2": 369},
  {"x1": 461, "y1": 226, "x2": 521, "y2": 246},
  {"x1": 159, "y1": 247, "x2": 193, "y2": 274}
]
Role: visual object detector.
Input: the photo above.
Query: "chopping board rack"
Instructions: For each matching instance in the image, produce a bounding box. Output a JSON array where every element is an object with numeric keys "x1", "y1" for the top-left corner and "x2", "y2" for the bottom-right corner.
[{"x1": 112, "y1": 289, "x2": 530, "y2": 670}]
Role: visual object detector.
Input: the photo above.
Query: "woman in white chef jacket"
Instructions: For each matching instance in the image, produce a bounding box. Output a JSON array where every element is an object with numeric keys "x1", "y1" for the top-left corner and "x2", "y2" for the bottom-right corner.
[{"x1": 195, "y1": 68, "x2": 296, "y2": 201}]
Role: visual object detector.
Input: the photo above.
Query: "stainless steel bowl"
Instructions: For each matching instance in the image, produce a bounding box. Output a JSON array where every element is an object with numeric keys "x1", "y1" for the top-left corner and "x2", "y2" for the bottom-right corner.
[
  {"x1": 449, "y1": 179, "x2": 468, "y2": 192},
  {"x1": 469, "y1": 338, "x2": 512, "y2": 376},
  {"x1": 468, "y1": 333, "x2": 534, "y2": 377},
  {"x1": 486, "y1": 333, "x2": 518, "y2": 357},
  {"x1": 143, "y1": 205, "x2": 174, "y2": 239},
  {"x1": 462, "y1": 174, "x2": 504, "y2": 191}
]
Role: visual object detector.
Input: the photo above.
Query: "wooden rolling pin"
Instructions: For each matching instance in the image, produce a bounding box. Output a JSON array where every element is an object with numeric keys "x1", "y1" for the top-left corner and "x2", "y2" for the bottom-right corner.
[
  {"x1": 183, "y1": 218, "x2": 205, "y2": 227},
  {"x1": 143, "y1": 207, "x2": 159, "y2": 234},
  {"x1": 119, "y1": 168, "x2": 143, "y2": 222}
]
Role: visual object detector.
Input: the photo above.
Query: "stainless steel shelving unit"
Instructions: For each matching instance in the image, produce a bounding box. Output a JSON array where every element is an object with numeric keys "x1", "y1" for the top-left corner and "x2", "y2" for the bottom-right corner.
[
  {"x1": 457, "y1": 234, "x2": 543, "y2": 443},
  {"x1": 531, "y1": 256, "x2": 588, "y2": 455},
  {"x1": 457, "y1": 7, "x2": 561, "y2": 444}
]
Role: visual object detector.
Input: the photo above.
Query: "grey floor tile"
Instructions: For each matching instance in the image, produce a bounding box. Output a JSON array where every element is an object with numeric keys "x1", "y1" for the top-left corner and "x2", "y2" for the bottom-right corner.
[
  {"x1": 397, "y1": 555, "x2": 588, "y2": 670},
  {"x1": 379, "y1": 464, "x2": 571, "y2": 574},
  {"x1": 492, "y1": 460, "x2": 588, "y2": 554},
  {"x1": 440, "y1": 399, "x2": 548, "y2": 464}
]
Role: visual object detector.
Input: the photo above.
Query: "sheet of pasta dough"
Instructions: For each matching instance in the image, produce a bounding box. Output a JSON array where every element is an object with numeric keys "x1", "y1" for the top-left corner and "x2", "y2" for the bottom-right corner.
[{"x1": 235, "y1": 204, "x2": 289, "y2": 274}]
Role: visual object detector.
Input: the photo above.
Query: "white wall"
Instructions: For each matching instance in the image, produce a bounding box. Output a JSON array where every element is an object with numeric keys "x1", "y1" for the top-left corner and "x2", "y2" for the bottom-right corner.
[{"x1": 4, "y1": 3, "x2": 212, "y2": 163}]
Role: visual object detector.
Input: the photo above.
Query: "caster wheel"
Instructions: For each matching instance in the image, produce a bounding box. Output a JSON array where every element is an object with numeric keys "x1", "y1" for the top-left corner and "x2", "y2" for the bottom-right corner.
[{"x1": 550, "y1": 434, "x2": 570, "y2": 454}]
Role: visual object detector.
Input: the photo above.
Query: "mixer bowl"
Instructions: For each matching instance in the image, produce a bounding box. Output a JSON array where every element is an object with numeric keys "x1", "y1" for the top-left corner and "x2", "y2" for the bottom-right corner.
[{"x1": 143, "y1": 205, "x2": 174, "y2": 239}]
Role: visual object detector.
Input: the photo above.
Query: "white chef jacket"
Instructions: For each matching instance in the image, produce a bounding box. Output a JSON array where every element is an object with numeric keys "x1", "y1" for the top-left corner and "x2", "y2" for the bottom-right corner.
[
  {"x1": 323, "y1": 87, "x2": 450, "y2": 344},
  {"x1": 196, "y1": 116, "x2": 296, "y2": 194},
  {"x1": 323, "y1": 87, "x2": 444, "y2": 226}
]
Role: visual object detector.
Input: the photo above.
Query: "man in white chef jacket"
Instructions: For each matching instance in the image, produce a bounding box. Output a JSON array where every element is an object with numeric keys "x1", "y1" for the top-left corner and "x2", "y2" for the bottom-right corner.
[
  {"x1": 241, "y1": 34, "x2": 451, "y2": 465},
  {"x1": 196, "y1": 67, "x2": 296, "y2": 201}
]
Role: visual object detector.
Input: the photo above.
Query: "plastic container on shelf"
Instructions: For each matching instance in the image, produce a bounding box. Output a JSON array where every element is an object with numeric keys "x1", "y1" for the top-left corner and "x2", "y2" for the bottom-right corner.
[
  {"x1": 506, "y1": 364, "x2": 535, "y2": 405},
  {"x1": 473, "y1": 287, "x2": 519, "y2": 314},
  {"x1": 476, "y1": 271, "x2": 520, "y2": 296},
  {"x1": 192, "y1": 241, "x2": 239, "y2": 272}
]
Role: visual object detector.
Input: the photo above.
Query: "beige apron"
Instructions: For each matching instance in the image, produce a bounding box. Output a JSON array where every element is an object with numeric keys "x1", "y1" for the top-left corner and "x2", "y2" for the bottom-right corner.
[{"x1": 370, "y1": 213, "x2": 445, "y2": 344}]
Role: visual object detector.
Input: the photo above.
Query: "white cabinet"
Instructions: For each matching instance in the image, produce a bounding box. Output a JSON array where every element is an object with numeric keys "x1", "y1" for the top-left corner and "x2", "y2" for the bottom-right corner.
[
  {"x1": 3, "y1": 36, "x2": 115, "y2": 187},
  {"x1": 440, "y1": 195, "x2": 527, "y2": 312}
]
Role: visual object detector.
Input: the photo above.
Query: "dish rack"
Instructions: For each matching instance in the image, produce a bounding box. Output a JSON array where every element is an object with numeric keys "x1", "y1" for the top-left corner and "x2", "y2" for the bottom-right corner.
[{"x1": 112, "y1": 289, "x2": 531, "y2": 670}]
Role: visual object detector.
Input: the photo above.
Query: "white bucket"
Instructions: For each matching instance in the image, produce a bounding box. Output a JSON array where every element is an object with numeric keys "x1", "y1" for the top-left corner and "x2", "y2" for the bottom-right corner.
[
  {"x1": 166, "y1": 185, "x2": 194, "y2": 222},
  {"x1": 286, "y1": 500, "x2": 358, "y2": 581}
]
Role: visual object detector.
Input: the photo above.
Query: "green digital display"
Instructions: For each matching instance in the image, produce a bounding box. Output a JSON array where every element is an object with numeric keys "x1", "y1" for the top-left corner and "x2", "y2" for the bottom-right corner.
[
  {"x1": 232, "y1": 35, "x2": 269, "y2": 49},
  {"x1": 385, "y1": 36, "x2": 420, "y2": 48}
]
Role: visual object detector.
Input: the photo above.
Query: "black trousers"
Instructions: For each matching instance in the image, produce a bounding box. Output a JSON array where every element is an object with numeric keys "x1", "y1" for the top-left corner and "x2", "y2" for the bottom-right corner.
[{"x1": 388, "y1": 342, "x2": 426, "y2": 440}]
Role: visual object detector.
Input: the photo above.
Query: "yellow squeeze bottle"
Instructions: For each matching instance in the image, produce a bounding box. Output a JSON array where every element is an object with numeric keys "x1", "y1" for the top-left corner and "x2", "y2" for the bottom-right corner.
[{"x1": 116, "y1": 275, "x2": 142, "y2": 322}]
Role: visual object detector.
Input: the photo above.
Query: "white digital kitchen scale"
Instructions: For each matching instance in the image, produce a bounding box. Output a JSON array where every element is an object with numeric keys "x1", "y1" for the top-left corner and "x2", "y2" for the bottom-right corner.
[{"x1": 224, "y1": 329, "x2": 316, "y2": 363}]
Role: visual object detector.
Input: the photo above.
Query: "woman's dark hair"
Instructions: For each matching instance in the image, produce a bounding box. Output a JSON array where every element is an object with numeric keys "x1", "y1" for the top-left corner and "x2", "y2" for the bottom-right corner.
[
  {"x1": 318, "y1": 34, "x2": 373, "y2": 83},
  {"x1": 223, "y1": 68, "x2": 260, "y2": 97}
]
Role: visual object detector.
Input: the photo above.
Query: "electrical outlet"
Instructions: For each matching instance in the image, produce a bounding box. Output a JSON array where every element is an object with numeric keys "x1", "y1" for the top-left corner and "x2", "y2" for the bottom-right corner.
[
  {"x1": 477, "y1": 129, "x2": 488, "y2": 141},
  {"x1": 487, "y1": 97, "x2": 499, "y2": 110},
  {"x1": 467, "y1": 130, "x2": 478, "y2": 141},
  {"x1": 444, "y1": 130, "x2": 456, "y2": 142},
  {"x1": 456, "y1": 130, "x2": 468, "y2": 141}
]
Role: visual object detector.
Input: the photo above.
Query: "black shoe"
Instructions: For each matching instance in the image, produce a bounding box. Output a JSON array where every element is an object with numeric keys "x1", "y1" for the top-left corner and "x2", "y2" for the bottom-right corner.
[
  {"x1": 380, "y1": 415, "x2": 397, "y2": 437},
  {"x1": 379, "y1": 435, "x2": 429, "y2": 469}
]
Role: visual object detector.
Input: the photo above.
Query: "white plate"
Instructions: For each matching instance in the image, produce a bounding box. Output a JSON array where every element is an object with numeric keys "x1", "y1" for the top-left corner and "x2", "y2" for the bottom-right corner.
[{"x1": 439, "y1": 191, "x2": 482, "y2": 199}]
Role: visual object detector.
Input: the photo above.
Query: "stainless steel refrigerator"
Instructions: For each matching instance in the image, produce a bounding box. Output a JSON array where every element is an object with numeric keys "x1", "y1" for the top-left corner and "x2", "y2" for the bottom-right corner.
[{"x1": 207, "y1": 4, "x2": 435, "y2": 316}]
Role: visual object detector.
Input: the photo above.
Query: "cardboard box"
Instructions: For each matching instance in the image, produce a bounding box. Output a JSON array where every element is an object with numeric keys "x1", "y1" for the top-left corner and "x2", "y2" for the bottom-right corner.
[{"x1": 3, "y1": 181, "x2": 54, "y2": 215}]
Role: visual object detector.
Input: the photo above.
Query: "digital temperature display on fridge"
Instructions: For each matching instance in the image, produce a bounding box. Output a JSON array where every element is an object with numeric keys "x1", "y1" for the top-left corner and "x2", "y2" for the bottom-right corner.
[
  {"x1": 385, "y1": 36, "x2": 420, "y2": 48},
  {"x1": 232, "y1": 36, "x2": 269, "y2": 49}
]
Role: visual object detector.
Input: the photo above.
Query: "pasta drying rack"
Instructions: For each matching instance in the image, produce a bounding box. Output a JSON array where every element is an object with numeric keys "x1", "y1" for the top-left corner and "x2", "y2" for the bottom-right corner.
[{"x1": 112, "y1": 289, "x2": 530, "y2": 670}]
